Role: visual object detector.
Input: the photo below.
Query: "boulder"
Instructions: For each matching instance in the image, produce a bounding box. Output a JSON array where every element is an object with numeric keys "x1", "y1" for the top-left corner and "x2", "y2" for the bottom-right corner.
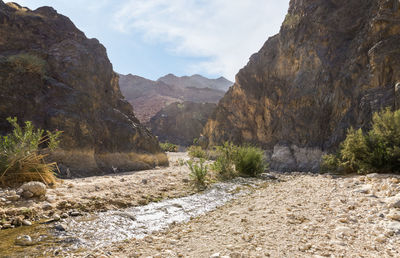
[{"x1": 20, "y1": 181, "x2": 46, "y2": 197}]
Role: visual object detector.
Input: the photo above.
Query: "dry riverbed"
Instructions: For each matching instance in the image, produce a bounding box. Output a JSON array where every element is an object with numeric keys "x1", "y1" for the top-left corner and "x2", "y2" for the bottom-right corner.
[
  {"x1": 105, "y1": 173, "x2": 400, "y2": 258},
  {"x1": 1, "y1": 153, "x2": 400, "y2": 257},
  {"x1": 0, "y1": 153, "x2": 195, "y2": 229}
]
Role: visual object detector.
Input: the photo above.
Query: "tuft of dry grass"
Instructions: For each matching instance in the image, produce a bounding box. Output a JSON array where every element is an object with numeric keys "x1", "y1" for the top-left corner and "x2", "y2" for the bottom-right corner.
[{"x1": 0, "y1": 153, "x2": 57, "y2": 187}]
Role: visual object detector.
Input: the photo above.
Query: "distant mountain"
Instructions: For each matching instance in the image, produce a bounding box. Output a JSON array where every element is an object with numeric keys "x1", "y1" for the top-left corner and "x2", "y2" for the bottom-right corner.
[
  {"x1": 119, "y1": 73, "x2": 230, "y2": 123},
  {"x1": 158, "y1": 74, "x2": 233, "y2": 92}
]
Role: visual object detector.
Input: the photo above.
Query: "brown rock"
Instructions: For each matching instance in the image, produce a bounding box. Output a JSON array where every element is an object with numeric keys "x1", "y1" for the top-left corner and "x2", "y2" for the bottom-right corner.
[
  {"x1": 0, "y1": 2, "x2": 167, "y2": 177},
  {"x1": 204, "y1": 0, "x2": 400, "y2": 171}
]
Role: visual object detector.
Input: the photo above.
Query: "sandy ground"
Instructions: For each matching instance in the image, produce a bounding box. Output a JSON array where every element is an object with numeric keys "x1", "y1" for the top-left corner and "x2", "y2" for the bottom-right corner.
[
  {"x1": 103, "y1": 173, "x2": 400, "y2": 258},
  {"x1": 0, "y1": 153, "x2": 194, "y2": 222}
]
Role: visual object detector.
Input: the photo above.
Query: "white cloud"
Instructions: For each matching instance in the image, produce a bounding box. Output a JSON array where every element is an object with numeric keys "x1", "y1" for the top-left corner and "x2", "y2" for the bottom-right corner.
[{"x1": 113, "y1": 0, "x2": 289, "y2": 80}]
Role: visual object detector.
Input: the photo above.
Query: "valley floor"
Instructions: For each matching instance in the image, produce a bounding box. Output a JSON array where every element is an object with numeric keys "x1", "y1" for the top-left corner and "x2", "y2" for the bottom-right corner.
[
  {"x1": 104, "y1": 172, "x2": 400, "y2": 258},
  {"x1": 2, "y1": 153, "x2": 400, "y2": 257}
]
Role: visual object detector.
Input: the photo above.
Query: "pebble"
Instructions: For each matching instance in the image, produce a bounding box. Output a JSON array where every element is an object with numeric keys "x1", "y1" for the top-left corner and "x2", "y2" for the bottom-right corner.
[
  {"x1": 22, "y1": 220, "x2": 32, "y2": 226},
  {"x1": 142, "y1": 179, "x2": 148, "y2": 184},
  {"x1": 15, "y1": 235, "x2": 34, "y2": 246},
  {"x1": 42, "y1": 202, "x2": 53, "y2": 211},
  {"x1": 210, "y1": 253, "x2": 220, "y2": 258},
  {"x1": 69, "y1": 211, "x2": 81, "y2": 217},
  {"x1": 2, "y1": 223, "x2": 13, "y2": 229},
  {"x1": 60, "y1": 213, "x2": 69, "y2": 219},
  {"x1": 54, "y1": 223, "x2": 67, "y2": 231},
  {"x1": 53, "y1": 214, "x2": 61, "y2": 221}
]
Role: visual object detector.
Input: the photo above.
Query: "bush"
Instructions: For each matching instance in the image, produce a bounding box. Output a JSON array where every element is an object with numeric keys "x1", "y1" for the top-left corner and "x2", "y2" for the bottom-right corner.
[
  {"x1": 187, "y1": 158, "x2": 208, "y2": 190},
  {"x1": 160, "y1": 142, "x2": 178, "y2": 152},
  {"x1": 7, "y1": 53, "x2": 47, "y2": 78},
  {"x1": 321, "y1": 108, "x2": 400, "y2": 174},
  {"x1": 211, "y1": 142, "x2": 238, "y2": 180},
  {"x1": 0, "y1": 117, "x2": 62, "y2": 187},
  {"x1": 235, "y1": 146, "x2": 266, "y2": 177},
  {"x1": 188, "y1": 145, "x2": 207, "y2": 159}
]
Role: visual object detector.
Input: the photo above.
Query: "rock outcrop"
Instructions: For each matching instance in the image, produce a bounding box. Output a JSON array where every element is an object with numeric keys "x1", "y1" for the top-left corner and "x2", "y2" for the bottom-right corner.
[
  {"x1": 0, "y1": 2, "x2": 167, "y2": 177},
  {"x1": 204, "y1": 0, "x2": 400, "y2": 171},
  {"x1": 119, "y1": 74, "x2": 231, "y2": 123},
  {"x1": 150, "y1": 102, "x2": 217, "y2": 146}
]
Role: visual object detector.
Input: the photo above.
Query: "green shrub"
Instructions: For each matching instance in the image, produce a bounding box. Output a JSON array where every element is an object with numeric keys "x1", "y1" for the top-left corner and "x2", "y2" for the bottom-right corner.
[
  {"x1": 7, "y1": 53, "x2": 47, "y2": 78},
  {"x1": 211, "y1": 142, "x2": 238, "y2": 180},
  {"x1": 187, "y1": 158, "x2": 208, "y2": 190},
  {"x1": 0, "y1": 117, "x2": 62, "y2": 187},
  {"x1": 235, "y1": 146, "x2": 266, "y2": 177},
  {"x1": 188, "y1": 145, "x2": 207, "y2": 159},
  {"x1": 321, "y1": 108, "x2": 400, "y2": 174},
  {"x1": 160, "y1": 142, "x2": 178, "y2": 152}
]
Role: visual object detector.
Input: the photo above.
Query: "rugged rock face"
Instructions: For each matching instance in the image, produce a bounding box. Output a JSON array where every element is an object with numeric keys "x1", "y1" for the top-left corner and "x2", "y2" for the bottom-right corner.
[
  {"x1": 119, "y1": 74, "x2": 230, "y2": 123},
  {"x1": 204, "y1": 0, "x2": 400, "y2": 171},
  {"x1": 0, "y1": 2, "x2": 167, "y2": 177},
  {"x1": 150, "y1": 102, "x2": 217, "y2": 146}
]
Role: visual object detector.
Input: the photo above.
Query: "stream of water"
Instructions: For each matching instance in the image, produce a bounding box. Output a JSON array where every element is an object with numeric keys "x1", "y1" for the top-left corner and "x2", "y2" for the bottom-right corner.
[{"x1": 0, "y1": 177, "x2": 263, "y2": 256}]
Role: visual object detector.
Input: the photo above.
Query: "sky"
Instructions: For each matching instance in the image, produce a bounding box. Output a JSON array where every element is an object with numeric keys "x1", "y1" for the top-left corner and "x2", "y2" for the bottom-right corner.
[{"x1": 13, "y1": 0, "x2": 290, "y2": 81}]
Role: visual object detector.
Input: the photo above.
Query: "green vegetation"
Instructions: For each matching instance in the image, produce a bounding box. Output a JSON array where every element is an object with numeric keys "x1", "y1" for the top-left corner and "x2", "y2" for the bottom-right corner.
[
  {"x1": 211, "y1": 142, "x2": 267, "y2": 179},
  {"x1": 211, "y1": 142, "x2": 238, "y2": 179},
  {"x1": 0, "y1": 117, "x2": 62, "y2": 187},
  {"x1": 187, "y1": 158, "x2": 208, "y2": 190},
  {"x1": 160, "y1": 142, "x2": 178, "y2": 152},
  {"x1": 235, "y1": 146, "x2": 266, "y2": 177},
  {"x1": 7, "y1": 53, "x2": 47, "y2": 78},
  {"x1": 188, "y1": 145, "x2": 207, "y2": 159},
  {"x1": 321, "y1": 108, "x2": 400, "y2": 174}
]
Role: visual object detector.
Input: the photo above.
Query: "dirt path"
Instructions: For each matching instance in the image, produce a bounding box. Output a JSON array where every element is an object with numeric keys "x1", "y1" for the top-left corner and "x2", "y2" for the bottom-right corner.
[{"x1": 103, "y1": 173, "x2": 400, "y2": 258}]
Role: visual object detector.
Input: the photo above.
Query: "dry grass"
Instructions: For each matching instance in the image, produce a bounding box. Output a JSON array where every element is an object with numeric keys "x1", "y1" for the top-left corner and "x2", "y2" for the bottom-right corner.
[
  {"x1": 49, "y1": 149, "x2": 169, "y2": 174},
  {"x1": 0, "y1": 153, "x2": 57, "y2": 187}
]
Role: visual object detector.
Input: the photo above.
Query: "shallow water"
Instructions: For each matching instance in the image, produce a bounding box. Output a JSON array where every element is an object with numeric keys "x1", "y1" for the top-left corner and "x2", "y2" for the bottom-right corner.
[
  {"x1": 60, "y1": 178, "x2": 259, "y2": 249},
  {"x1": 0, "y1": 177, "x2": 263, "y2": 256}
]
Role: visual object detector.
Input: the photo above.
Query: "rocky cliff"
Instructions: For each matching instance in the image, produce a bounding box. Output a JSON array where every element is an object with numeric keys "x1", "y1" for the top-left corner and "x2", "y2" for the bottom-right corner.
[
  {"x1": 204, "y1": 0, "x2": 400, "y2": 171},
  {"x1": 119, "y1": 74, "x2": 229, "y2": 123},
  {"x1": 0, "y1": 2, "x2": 167, "y2": 177},
  {"x1": 150, "y1": 102, "x2": 217, "y2": 146}
]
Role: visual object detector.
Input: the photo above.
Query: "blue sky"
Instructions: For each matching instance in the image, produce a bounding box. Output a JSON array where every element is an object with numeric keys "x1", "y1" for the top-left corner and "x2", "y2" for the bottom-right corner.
[{"x1": 14, "y1": 0, "x2": 290, "y2": 81}]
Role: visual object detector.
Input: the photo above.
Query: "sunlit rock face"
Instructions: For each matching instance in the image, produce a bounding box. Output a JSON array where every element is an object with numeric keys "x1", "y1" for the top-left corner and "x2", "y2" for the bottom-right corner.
[
  {"x1": 204, "y1": 0, "x2": 400, "y2": 171},
  {"x1": 0, "y1": 2, "x2": 167, "y2": 177}
]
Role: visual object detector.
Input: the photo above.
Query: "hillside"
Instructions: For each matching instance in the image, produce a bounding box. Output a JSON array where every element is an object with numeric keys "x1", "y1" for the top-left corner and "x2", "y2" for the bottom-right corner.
[
  {"x1": 0, "y1": 1, "x2": 166, "y2": 177},
  {"x1": 119, "y1": 74, "x2": 231, "y2": 123},
  {"x1": 204, "y1": 0, "x2": 400, "y2": 171}
]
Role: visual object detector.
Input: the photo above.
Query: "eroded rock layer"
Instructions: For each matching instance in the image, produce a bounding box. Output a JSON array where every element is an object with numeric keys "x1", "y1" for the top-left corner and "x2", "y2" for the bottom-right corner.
[
  {"x1": 0, "y1": 2, "x2": 167, "y2": 177},
  {"x1": 204, "y1": 0, "x2": 400, "y2": 171}
]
